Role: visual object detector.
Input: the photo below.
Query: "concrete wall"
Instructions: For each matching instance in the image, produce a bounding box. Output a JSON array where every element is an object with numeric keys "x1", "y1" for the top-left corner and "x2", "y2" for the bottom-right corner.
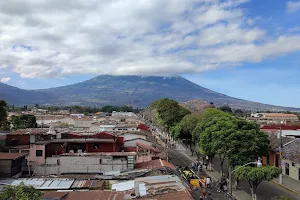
[
  {"x1": 29, "y1": 144, "x2": 46, "y2": 164},
  {"x1": 33, "y1": 155, "x2": 130, "y2": 175},
  {"x1": 124, "y1": 139, "x2": 153, "y2": 147}
]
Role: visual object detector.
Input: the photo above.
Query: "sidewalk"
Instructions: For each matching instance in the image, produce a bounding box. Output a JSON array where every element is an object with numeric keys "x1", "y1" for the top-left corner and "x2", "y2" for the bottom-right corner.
[
  {"x1": 203, "y1": 168, "x2": 252, "y2": 200},
  {"x1": 179, "y1": 145, "x2": 253, "y2": 200},
  {"x1": 272, "y1": 174, "x2": 300, "y2": 196}
]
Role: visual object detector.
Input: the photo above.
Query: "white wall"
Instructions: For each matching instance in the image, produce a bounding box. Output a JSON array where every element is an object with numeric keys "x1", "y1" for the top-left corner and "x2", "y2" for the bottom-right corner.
[{"x1": 123, "y1": 133, "x2": 146, "y2": 141}]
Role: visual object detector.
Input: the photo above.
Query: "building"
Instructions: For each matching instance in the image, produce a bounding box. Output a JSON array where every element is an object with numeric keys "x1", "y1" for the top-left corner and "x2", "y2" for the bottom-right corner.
[
  {"x1": 33, "y1": 152, "x2": 136, "y2": 175},
  {"x1": 98, "y1": 124, "x2": 140, "y2": 132},
  {"x1": 111, "y1": 175, "x2": 192, "y2": 199},
  {"x1": 261, "y1": 126, "x2": 300, "y2": 181},
  {"x1": 0, "y1": 153, "x2": 28, "y2": 178},
  {"x1": 249, "y1": 113, "x2": 299, "y2": 124}
]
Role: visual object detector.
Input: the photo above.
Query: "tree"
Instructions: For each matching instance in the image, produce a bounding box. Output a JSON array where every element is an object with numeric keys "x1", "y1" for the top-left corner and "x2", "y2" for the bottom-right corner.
[
  {"x1": 226, "y1": 118, "x2": 271, "y2": 167},
  {"x1": 0, "y1": 183, "x2": 42, "y2": 200},
  {"x1": 155, "y1": 98, "x2": 190, "y2": 129},
  {"x1": 219, "y1": 105, "x2": 233, "y2": 114},
  {"x1": 195, "y1": 108, "x2": 228, "y2": 169},
  {"x1": 0, "y1": 100, "x2": 9, "y2": 130},
  {"x1": 234, "y1": 166, "x2": 280, "y2": 200},
  {"x1": 176, "y1": 114, "x2": 200, "y2": 155},
  {"x1": 233, "y1": 109, "x2": 244, "y2": 117},
  {"x1": 195, "y1": 108, "x2": 270, "y2": 174},
  {"x1": 11, "y1": 115, "x2": 37, "y2": 129}
]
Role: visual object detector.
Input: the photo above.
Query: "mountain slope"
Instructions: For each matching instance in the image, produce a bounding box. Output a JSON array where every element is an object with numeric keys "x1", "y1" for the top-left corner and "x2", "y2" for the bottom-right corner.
[{"x1": 0, "y1": 75, "x2": 299, "y2": 111}]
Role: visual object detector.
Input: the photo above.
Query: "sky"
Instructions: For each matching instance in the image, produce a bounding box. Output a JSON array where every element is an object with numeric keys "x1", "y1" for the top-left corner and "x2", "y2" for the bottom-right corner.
[{"x1": 0, "y1": 0, "x2": 300, "y2": 107}]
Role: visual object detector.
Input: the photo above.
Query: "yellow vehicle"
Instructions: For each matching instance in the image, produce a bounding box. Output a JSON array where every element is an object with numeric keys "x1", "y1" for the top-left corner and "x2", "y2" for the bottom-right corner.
[{"x1": 180, "y1": 168, "x2": 204, "y2": 188}]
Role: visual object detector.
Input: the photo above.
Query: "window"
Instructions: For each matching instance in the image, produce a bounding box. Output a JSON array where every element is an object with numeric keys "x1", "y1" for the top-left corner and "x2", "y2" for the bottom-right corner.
[
  {"x1": 299, "y1": 168, "x2": 300, "y2": 180},
  {"x1": 292, "y1": 162, "x2": 295, "y2": 167},
  {"x1": 266, "y1": 154, "x2": 270, "y2": 165},
  {"x1": 93, "y1": 144, "x2": 99, "y2": 150},
  {"x1": 36, "y1": 150, "x2": 43, "y2": 157}
]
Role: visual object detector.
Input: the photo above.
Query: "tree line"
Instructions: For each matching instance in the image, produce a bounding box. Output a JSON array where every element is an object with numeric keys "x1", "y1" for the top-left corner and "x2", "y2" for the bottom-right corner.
[
  {"x1": 7, "y1": 104, "x2": 142, "y2": 114},
  {"x1": 148, "y1": 98, "x2": 281, "y2": 200}
]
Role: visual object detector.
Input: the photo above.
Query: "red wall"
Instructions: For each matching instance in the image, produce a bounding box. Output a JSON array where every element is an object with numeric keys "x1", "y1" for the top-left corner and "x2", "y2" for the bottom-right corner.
[
  {"x1": 6, "y1": 135, "x2": 30, "y2": 145},
  {"x1": 86, "y1": 143, "x2": 115, "y2": 152}
]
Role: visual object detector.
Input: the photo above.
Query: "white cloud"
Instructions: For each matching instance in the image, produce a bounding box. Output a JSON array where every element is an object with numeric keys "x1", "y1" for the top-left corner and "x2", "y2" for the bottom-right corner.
[
  {"x1": 0, "y1": 77, "x2": 11, "y2": 83},
  {"x1": 287, "y1": 1, "x2": 300, "y2": 13},
  {"x1": 0, "y1": 0, "x2": 299, "y2": 78}
]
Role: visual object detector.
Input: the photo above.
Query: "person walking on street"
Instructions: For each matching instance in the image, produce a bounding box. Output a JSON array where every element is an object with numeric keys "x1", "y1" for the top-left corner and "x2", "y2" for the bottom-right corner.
[
  {"x1": 206, "y1": 177, "x2": 212, "y2": 188},
  {"x1": 202, "y1": 188, "x2": 207, "y2": 199}
]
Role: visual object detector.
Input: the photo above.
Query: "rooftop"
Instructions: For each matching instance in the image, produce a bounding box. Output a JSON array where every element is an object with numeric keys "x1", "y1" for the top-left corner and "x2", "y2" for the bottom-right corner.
[
  {"x1": 135, "y1": 159, "x2": 175, "y2": 170},
  {"x1": 263, "y1": 113, "x2": 298, "y2": 118},
  {"x1": 0, "y1": 153, "x2": 28, "y2": 160},
  {"x1": 35, "y1": 138, "x2": 115, "y2": 144},
  {"x1": 60, "y1": 152, "x2": 137, "y2": 157},
  {"x1": 42, "y1": 190, "x2": 131, "y2": 200},
  {"x1": 10, "y1": 178, "x2": 74, "y2": 190}
]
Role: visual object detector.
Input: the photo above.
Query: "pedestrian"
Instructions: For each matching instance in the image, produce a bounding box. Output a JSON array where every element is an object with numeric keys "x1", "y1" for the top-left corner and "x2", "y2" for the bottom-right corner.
[
  {"x1": 207, "y1": 191, "x2": 212, "y2": 200},
  {"x1": 206, "y1": 177, "x2": 212, "y2": 188},
  {"x1": 198, "y1": 164, "x2": 202, "y2": 173},
  {"x1": 202, "y1": 189, "x2": 207, "y2": 198}
]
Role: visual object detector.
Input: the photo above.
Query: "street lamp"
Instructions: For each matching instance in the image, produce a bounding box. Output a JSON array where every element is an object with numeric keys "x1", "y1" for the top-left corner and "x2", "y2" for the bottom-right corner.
[{"x1": 229, "y1": 157, "x2": 262, "y2": 197}]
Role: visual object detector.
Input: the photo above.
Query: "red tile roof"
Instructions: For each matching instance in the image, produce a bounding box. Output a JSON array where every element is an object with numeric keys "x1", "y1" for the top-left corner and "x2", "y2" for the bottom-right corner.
[
  {"x1": 0, "y1": 153, "x2": 27, "y2": 160},
  {"x1": 42, "y1": 191, "x2": 68, "y2": 200},
  {"x1": 135, "y1": 159, "x2": 176, "y2": 170},
  {"x1": 263, "y1": 113, "x2": 298, "y2": 118},
  {"x1": 65, "y1": 190, "x2": 129, "y2": 200}
]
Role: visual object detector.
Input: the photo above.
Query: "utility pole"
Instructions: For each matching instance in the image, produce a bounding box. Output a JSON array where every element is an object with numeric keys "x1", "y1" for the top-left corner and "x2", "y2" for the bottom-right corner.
[{"x1": 279, "y1": 123, "x2": 283, "y2": 184}]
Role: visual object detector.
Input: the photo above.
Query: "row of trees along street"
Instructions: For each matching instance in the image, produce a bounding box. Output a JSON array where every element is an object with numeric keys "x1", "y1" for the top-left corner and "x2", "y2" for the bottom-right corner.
[{"x1": 148, "y1": 98, "x2": 281, "y2": 200}]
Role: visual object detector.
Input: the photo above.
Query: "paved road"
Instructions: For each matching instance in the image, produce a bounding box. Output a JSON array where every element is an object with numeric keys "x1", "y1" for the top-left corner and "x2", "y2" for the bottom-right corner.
[
  {"x1": 167, "y1": 148, "x2": 231, "y2": 200},
  {"x1": 210, "y1": 155, "x2": 300, "y2": 200}
]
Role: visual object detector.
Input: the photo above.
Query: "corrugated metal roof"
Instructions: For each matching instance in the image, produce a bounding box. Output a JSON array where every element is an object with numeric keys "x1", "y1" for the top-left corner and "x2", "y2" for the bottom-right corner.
[
  {"x1": 112, "y1": 180, "x2": 135, "y2": 191},
  {"x1": 11, "y1": 178, "x2": 74, "y2": 190}
]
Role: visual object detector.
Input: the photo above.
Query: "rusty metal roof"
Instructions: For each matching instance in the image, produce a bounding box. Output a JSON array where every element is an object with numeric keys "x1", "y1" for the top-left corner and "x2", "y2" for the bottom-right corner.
[{"x1": 0, "y1": 153, "x2": 27, "y2": 160}]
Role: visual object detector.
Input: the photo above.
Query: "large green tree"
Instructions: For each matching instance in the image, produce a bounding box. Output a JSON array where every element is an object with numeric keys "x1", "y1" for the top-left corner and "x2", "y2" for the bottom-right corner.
[
  {"x1": 155, "y1": 98, "x2": 190, "y2": 129},
  {"x1": 172, "y1": 114, "x2": 201, "y2": 155},
  {"x1": 195, "y1": 108, "x2": 270, "y2": 173},
  {"x1": 195, "y1": 108, "x2": 234, "y2": 171},
  {"x1": 0, "y1": 183, "x2": 42, "y2": 200},
  {"x1": 11, "y1": 115, "x2": 37, "y2": 129},
  {"x1": 234, "y1": 166, "x2": 280, "y2": 200},
  {"x1": 0, "y1": 100, "x2": 9, "y2": 130}
]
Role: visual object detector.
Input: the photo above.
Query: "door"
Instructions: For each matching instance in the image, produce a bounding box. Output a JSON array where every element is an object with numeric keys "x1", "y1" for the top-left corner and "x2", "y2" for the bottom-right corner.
[{"x1": 285, "y1": 163, "x2": 290, "y2": 176}]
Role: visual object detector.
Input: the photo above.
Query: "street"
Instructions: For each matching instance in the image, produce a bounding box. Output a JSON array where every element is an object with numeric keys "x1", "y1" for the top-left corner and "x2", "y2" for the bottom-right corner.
[
  {"x1": 167, "y1": 148, "x2": 231, "y2": 200},
  {"x1": 211, "y1": 155, "x2": 300, "y2": 200},
  {"x1": 167, "y1": 147, "x2": 300, "y2": 200}
]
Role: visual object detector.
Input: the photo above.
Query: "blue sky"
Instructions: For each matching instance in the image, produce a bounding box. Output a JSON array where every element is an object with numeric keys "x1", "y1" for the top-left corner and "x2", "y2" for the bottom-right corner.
[{"x1": 0, "y1": 0, "x2": 300, "y2": 107}]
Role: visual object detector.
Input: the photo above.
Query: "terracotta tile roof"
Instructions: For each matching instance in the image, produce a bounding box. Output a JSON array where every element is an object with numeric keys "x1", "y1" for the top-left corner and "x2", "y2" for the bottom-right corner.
[
  {"x1": 135, "y1": 159, "x2": 176, "y2": 170},
  {"x1": 42, "y1": 191, "x2": 68, "y2": 200},
  {"x1": 64, "y1": 190, "x2": 130, "y2": 200},
  {"x1": 263, "y1": 113, "x2": 298, "y2": 118},
  {"x1": 0, "y1": 153, "x2": 27, "y2": 160}
]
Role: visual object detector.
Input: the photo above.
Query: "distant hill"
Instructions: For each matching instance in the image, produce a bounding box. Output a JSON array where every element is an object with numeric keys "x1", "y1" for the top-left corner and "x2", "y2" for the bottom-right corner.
[
  {"x1": 180, "y1": 99, "x2": 216, "y2": 114},
  {"x1": 0, "y1": 75, "x2": 299, "y2": 111}
]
